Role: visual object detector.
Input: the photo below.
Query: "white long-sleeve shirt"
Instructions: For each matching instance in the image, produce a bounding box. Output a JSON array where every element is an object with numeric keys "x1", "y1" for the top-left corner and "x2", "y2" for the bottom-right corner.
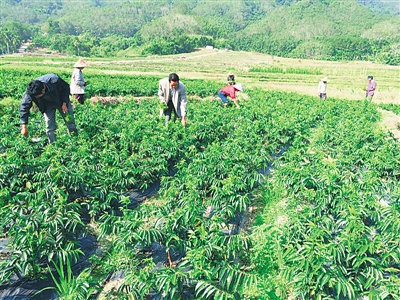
[
  {"x1": 70, "y1": 68, "x2": 86, "y2": 94},
  {"x1": 318, "y1": 81, "x2": 327, "y2": 94}
]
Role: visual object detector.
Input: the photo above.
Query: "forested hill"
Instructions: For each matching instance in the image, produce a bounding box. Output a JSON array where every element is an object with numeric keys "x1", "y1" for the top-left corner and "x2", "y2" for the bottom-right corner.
[
  {"x1": 357, "y1": 0, "x2": 400, "y2": 14},
  {"x1": 0, "y1": 0, "x2": 399, "y2": 65}
]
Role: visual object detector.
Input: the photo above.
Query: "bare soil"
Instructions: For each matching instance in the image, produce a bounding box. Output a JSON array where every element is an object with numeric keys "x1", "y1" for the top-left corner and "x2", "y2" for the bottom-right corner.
[{"x1": 378, "y1": 108, "x2": 400, "y2": 140}]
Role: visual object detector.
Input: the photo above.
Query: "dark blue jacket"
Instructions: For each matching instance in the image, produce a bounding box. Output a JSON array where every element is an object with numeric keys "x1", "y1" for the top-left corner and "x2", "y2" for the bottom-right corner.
[{"x1": 20, "y1": 74, "x2": 70, "y2": 124}]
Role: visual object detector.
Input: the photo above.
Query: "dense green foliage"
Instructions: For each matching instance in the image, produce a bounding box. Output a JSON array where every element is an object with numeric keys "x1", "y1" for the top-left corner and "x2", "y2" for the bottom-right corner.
[
  {"x1": 379, "y1": 103, "x2": 400, "y2": 115},
  {"x1": 233, "y1": 0, "x2": 400, "y2": 64},
  {"x1": 0, "y1": 21, "x2": 33, "y2": 54},
  {"x1": 0, "y1": 69, "x2": 221, "y2": 100},
  {"x1": 0, "y1": 68, "x2": 399, "y2": 298},
  {"x1": 0, "y1": 0, "x2": 399, "y2": 64},
  {"x1": 251, "y1": 98, "x2": 400, "y2": 298},
  {"x1": 359, "y1": 0, "x2": 400, "y2": 15}
]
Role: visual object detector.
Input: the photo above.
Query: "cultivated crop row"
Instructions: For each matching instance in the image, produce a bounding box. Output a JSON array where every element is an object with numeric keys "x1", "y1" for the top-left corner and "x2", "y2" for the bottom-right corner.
[
  {"x1": 0, "y1": 69, "x2": 399, "y2": 299},
  {"x1": 251, "y1": 99, "x2": 400, "y2": 299}
]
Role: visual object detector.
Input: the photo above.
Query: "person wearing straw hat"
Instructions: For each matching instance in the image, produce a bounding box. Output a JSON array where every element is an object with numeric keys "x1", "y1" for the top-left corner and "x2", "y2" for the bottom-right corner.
[
  {"x1": 70, "y1": 59, "x2": 88, "y2": 104},
  {"x1": 318, "y1": 77, "x2": 328, "y2": 100},
  {"x1": 218, "y1": 83, "x2": 243, "y2": 108},
  {"x1": 365, "y1": 75, "x2": 376, "y2": 101}
]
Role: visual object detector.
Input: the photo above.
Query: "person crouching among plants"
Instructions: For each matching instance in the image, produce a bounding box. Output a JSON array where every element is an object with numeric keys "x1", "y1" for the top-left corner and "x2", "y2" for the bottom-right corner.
[
  {"x1": 20, "y1": 73, "x2": 78, "y2": 143},
  {"x1": 217, "y1": 83, "x2": 243, "y2": 109}
]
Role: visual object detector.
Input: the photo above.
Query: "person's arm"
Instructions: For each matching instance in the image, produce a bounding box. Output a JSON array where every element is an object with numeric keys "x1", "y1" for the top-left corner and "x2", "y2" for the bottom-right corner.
[
  {"x1": 55, "y1": 75, "x2": 71, "y2": 112},
  {"x1": 181, "y1": 115, "x2": 187, "y2": 126},
  {"x1": 61, "y1": 103, "x2": 68, "y2": 113},
  {"x1": 74, "y1": 69, "x2": 86, "y2": 87},
  {"x1": 180, "y1": 84, "x2": 187, "y2": 126},
  {"x1": 19, "y1": 93, "x2": 33, "y2": 136},
  {"x1": 231, "y1": 89, "x2": 241, "y2": 108},
  {"x1": 21, "y1": 124, "x2": 28, "y2": 136},
  {"x1": 158, "y1": 79, "x2": 167, "y2": 103}
]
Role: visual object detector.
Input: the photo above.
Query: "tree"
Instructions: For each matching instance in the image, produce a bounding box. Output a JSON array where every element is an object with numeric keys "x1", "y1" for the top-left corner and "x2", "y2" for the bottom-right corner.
[{"x1": 0, "y1": 22, "x2": 32, "y2": 54}]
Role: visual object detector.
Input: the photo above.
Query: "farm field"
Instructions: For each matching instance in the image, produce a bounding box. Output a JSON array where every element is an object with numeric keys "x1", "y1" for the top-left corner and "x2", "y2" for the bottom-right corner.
[
  {"x1": 0, "y1": 51, "x2": 400, "y2": 299},
  {"x1": 2, "y1": 48, "x2": 400, "y2": 103}
]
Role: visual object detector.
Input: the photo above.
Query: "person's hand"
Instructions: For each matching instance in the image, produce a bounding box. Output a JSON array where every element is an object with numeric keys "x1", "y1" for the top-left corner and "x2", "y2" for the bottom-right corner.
[
  {"x1": 62, "y1": 103, "x2": 68, "y2": 114},
  {"x1": 181, "y1": 116, "x2": 187, "y2": 127},
  {"x1": 21, "y1": 124, "x2": 28, "y2": 136}
]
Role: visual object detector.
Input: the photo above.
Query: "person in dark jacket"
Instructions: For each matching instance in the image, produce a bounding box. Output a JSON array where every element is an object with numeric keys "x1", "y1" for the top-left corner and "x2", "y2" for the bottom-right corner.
[{"x1": 20, "y1": 73, "x2": 78, "y2": 143}]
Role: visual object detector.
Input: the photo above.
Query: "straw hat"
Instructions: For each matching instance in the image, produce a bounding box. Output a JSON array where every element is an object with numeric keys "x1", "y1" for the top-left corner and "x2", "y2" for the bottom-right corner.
[
  {"x1": 233, "y1": 84, "x2": 243, "y2": 92},
  {"x1": 74, "y1": 59, "x2": 88, "y2": 68},
  {"x1": 322, "y1": 77, "x2": 328, "y2": 82}
]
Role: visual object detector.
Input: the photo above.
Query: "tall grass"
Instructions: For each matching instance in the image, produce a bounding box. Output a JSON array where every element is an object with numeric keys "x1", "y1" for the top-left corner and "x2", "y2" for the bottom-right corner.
[{"x1": 250, "y1": 65, "x2": 322, "y2": 75}]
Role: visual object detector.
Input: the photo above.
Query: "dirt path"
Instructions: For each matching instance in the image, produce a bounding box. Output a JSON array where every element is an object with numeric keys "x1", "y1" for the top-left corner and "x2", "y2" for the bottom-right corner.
[
  {"x1": 17, "y1": 40, "x2": 32, "y2": 54},
  {"x1": 378, "y1": 108, "x2": 400, "y2": 140}
]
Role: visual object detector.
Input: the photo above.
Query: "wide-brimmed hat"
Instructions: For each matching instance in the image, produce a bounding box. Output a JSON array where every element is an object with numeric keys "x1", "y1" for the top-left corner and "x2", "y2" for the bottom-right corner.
[
  {"x1": 74, "y1": 59, "x2": 88, "y2": 68},
  {"x1": 322, "y1": 77, "x2": 328, "y2": 82},
  {"x1": 233, "y1": 84, "x2": 243, "y2": 92}
]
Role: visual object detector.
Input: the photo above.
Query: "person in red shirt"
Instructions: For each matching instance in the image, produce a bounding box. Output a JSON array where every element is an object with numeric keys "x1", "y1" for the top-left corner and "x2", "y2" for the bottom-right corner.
[
  {"x1": 218, "y1": 83, "x2": 243, "y2": 108},
  {"x1": 366, "y1": 75, "x2": 376, "y2": 101}
]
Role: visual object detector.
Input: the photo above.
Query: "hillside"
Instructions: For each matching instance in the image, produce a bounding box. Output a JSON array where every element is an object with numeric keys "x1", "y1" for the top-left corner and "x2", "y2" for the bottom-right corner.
[
  {"x1": 358, "y1": 0, "x2": 400, "y2": 15},
  {"x1": 234, "y1": 0, "x2": 400, "y2": 61},
  {"x1": 0, "y1": 0, "x2": 399, "y2": 64}
]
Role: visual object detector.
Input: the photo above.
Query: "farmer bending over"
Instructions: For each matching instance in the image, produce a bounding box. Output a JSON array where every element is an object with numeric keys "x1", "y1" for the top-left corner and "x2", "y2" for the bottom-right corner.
[
  {"x1": 218, "y1": 83, "x2": 243, "y2": 109},
  {"x1": 158, "y1": 73, "x2": 187, "y2": 126},
  {"x1": 20, "y1": 73, "x2": 78, "y2": 143}
]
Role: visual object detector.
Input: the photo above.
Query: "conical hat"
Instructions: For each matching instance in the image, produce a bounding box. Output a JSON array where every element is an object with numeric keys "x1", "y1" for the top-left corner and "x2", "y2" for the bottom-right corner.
[
  {"x1": 233, "y1": 84, "x2": 243, "y2": 92},
  {"x1": 74, "y1": 59, "x2": 88, "y2": 68}
]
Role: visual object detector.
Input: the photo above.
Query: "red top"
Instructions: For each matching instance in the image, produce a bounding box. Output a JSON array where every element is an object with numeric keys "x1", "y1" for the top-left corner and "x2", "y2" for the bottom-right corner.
[{"x1": 220, "y1": 85, "x2": 238, "y2": 99}]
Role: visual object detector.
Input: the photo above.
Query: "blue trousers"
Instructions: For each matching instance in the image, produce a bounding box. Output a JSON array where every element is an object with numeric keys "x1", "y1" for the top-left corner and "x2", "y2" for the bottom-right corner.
[{"x1": 218, "y1": 90, "x2": 229, "y2": 104}]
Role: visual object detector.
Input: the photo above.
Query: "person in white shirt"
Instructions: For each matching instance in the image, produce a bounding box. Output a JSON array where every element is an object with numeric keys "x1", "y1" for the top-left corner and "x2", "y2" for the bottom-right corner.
[
  {"x1": 70, "y1": 59, "x2": 88, "y2": 104},
  {"x1": 158, "y1": 73, "x2": 187, "y2": 126},
  {"x1": 318, "y1": 77, "x2": 328, "y2": 100}
]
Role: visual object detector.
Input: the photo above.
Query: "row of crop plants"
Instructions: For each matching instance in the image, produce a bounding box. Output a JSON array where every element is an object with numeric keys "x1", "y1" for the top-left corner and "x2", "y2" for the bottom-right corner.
[
  {"x1": 0, "y1": 68, "x2": 222, "y2": 99},
  {"x1": 378, "y1": 103, "x2": 400, "y2": 116},
  {"x1": 0, "y1": 73, "x2": 323, "y2": 299},
  {"x1": 1, "y1": 68, "x2": 399, "y2": 299},
  {"x1": 90, "y1": 90, "x2": 325, "y2": 299},
  {"x1": 251, "y1": 99, "x2": 400, "y2": 299}
]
